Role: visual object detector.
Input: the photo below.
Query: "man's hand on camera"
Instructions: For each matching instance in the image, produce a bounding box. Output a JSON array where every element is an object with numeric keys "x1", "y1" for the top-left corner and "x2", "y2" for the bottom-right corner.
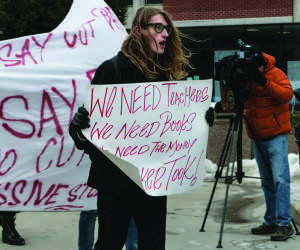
[
  {"x1": 254, "y1": 70, "x2": 267, "y2": 86},
  {"x1": 205, "y1": 107, "x2": 215, "y2": 127},
  {"x1": 246, "y1": 67, "x2": 267, "y2": 86},
  {"x1": 244, "y1": 65, "x2": 267, "y2": 86}
]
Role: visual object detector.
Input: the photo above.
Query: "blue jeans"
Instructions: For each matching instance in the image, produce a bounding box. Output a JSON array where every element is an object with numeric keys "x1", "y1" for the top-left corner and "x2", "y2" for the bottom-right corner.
[
  {"x1": 78, "y1": 210, "x2": 138, "y2": 250},
  {"x1": 126, "y1": 218, "x2": 138, "y2": 250},
  {"x1": 78, "y1": 210, "x2": 98, "y2": 250},
  {"x1": 253, "y1": 133, "x2": 292, "y2": 226}
]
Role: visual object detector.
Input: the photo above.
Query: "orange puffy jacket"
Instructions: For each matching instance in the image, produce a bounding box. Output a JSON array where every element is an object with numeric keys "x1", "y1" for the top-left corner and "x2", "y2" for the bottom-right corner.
[{"x1": 244, "y1": 52, "x2": 293, "y2": 141}]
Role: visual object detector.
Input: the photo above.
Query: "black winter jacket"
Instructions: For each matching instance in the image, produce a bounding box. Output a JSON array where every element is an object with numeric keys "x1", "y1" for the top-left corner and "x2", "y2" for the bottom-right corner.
[{"x1": 84, "y1": 51, "x2": 168, "y2": 193}]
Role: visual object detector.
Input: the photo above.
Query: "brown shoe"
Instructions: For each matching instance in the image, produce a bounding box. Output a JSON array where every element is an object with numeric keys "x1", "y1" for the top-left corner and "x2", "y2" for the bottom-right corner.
[
  {"x1": 271, "y1": 225, "x2": 294, "y2": 241},
  {"x1": 251, "y1": 223, "x2": 277, "y2": 235}
]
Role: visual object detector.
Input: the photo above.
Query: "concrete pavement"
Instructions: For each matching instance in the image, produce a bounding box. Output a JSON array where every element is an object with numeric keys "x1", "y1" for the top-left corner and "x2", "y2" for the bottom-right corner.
[{"x1": 1, "y1": 156, "x2": 300, "y2": 249}]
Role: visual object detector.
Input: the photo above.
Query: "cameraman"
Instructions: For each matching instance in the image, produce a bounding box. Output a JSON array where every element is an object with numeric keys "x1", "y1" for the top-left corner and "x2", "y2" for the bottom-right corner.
[{"x1": 244, "y1": 51, "x2": 294, "y2": 241}]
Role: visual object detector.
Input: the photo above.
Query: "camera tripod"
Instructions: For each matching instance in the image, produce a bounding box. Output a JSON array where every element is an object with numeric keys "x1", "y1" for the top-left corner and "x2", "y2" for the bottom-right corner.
[{"x1": 200, "y1": 108, "x2": 299, "y2": 248}]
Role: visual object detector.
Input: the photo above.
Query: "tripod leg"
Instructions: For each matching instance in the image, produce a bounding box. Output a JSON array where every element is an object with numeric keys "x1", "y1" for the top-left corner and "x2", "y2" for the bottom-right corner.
[
  {"x1": 217, "y1": 181, "x2": 231, "y2": 248},
  {"x1": 199, "y1": 174, "x2": 221, "y2": 233},
  {"x1": 200, "y1": 118, "x2": 234, "y2": 232},
  {"x1": 217, "y1": 115, "x2": 243, "y2": 248}
]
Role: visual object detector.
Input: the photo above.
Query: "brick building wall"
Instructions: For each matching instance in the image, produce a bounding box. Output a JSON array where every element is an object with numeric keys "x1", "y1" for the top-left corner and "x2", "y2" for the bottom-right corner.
[{"x1": 164, "y1": 0, "x2": 293, "y2": 21}]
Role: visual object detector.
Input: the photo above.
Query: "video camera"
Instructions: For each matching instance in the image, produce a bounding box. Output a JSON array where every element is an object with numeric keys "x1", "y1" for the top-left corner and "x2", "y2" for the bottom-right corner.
[{"x1": 215, "y1": 39, "x2": 265, "y2": 112}]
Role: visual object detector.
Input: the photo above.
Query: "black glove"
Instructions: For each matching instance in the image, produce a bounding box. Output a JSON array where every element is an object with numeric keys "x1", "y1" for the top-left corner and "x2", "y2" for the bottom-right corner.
[
  {"x1": 205, "y1": 107, "x2": 215, "y2": 127},
  {"x1": 214, "y1": 102, "x2": 223, "y2": 113},
  {"x1": 69, "y1": 106, "x2": 90, "y2": 150},
  {"x1": 70, "y1": 106, "x2": 90, "y2": 129}
]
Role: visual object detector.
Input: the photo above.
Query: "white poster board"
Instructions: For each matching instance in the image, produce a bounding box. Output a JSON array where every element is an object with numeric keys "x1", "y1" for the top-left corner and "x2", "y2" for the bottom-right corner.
[{"x1": 83, "y1": 80, "x2": 212, "y2": 196}]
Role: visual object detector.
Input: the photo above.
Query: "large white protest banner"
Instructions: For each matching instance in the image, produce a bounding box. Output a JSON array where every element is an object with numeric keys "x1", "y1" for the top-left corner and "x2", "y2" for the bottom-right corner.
[
  {"x1": 83, "y1": 80, "x2": 212, "y2": 196},
  {"x1": 0, "y1": 0, "x2": 127, "y2": 211},
  {"x1": 0, "y1": 0, "x2": 213, "y2": 210}
]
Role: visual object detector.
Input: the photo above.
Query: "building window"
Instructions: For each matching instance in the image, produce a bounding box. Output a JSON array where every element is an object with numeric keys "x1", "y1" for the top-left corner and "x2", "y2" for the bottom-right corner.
[{"x1": 146, "y1": 0, "x2": 163, "y2": 4}]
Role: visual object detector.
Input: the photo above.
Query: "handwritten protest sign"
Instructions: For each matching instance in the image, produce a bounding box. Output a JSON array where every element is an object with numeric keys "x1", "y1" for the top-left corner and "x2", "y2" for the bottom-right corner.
[
  {"x1": 83, "y1": 80, "x2": 212, "y2": 196},
  {"x1": 0, "y1": 0, "x2": 127, "y2": 211}
]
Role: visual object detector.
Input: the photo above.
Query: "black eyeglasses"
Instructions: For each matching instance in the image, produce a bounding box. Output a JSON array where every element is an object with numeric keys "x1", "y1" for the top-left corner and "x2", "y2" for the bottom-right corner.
[{"x1": 147, "y1": 23, "x2": 172, "y2": 35}]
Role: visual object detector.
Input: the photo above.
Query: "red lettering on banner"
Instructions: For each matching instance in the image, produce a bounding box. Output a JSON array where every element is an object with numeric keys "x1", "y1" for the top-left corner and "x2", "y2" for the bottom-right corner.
[
  {"x1": 140, "y1": 167, "x2": 166, "y2": 191},
  {"x1": 192, "y1": 148, "x2": 205, "y2": 186},
  {"x1": 160, "y1": 111, "x2": 196, "y2": 137},
  {"x1": 79, "y1": 20, "x2": 96, "y2": 45},
  {"x1": 64, "y1": 32, "x2": 76, "y2": 48},
  {"x1": 0, "y1": 182, "x2": 11, "y2": 205},
  {"x1": 0, "y1": 79, "x2": 77, "y2": 139},
  {"x1": 68, "y1": 183, "x2": 97, "y2": 202},
  {"x1": 0, "y1": 185, "x2": 7, "y2": 205},
  {"x1": 86, "y1": 69, "x2": 97, "y2": 82},
  {"x1": 163, "y1": 82, "x2": 210, "y2": 107},
  {"x1": 36, "y1": 137, "x2": 57, "y2": 173},
  {"x1": 70, "y1": 184, "x2": 89, "y2": 201},
  {"x1": 90, "y1": 87, "x2": 117, "y2": 118},
  {"x1": 150, "y1": 141, "x2": 167, "y2": 156},
  {"x1": 0, "y1": 44, "x2": 22, "y2": 67},
  {"x1": 44, "y1": 183, "x2": 69, "y2": 205},
  {"x1": 90, "y1": 122, "x2": 113, "y2": 141},
  {"x1": 0, "y1": 95, "x2": 36, "y2": 138},
  {"x1": 0, "y1": 181, "x2": 97, "y2": 208},
  {"x1": 165, "y1": 155, "x2": 196, "y2": 190},
  {"x1": 115, "y1": 120, "x2": 160, "y2": 140},
  {"x1": 91, "y1": 6, "x2": 123, "y2": 32},
  {"x1": 37, "y1": 90, "x2": 64, "y2": 137},
  {"x1": 166, "y1": 138, "x2": 198, "y2": 157},
  {"x1": 51, "y1": 79, "x2": 77, "y2": 128},
  {"x1": 162, "y1": 150, "x2": 206, "y2": 191},
  {"x1": 63, "y1": 20, "x2": 96, "y2": 48},
  {"x1": 76, "y1": 152, "x2": 86, "y2": 167},
  {"x1": 56, "y1": 136, "x2": 76, "y2": 168},
  {"x1": 4, "y1": 182, "x2": 10, "y2": 190},
  {"x1": 0, "y1": 33, "x2": 53, "y2": 67},
  {"x1": 120, "y1": 84, "x2": 161, "y2": 115},
  {"x1": 15, "y1": 38, "x2": 38, "y2": 65},
  {"x1": 144, "y1": 84, "x2": 161, "y2": 111},
  {"x1": 31, "y1": 33, "x2": 53, "y2": 62},
  {"x1": 23, "y1": 179, "x2": 69, "y2": 206},
  {"x1": 8, "y1": 180, "x2": 27, "y2": 206},
  {"x1": 0, "y1": 149, "x2": 17, "y2": 176},
  {"x1": 115, "y1": 144, "x2": 150, "y2": 158},
  {"x1": 36, "y1": 136, "x2": 79, "y2": 174},
  {"x1": 171, "y1": 155, "x2": 195, "y2": 184},
  {"x1": 23, "y1": 179, "x2": 50, "y2": 206},
  {"x1": 165, "y1": 155, "x2": 185, "y2": 190}
]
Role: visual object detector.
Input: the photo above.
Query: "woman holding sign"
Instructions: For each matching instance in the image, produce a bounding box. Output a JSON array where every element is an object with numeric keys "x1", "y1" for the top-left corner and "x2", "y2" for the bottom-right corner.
[{"x1": 69, "y1": 6, "x2": 214, "y2": 250}]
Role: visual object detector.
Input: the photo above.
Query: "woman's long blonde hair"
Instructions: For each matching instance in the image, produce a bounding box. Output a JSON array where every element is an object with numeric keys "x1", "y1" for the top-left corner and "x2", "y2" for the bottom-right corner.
[{"x1": 121, "y1": 6, "x2": 192, "y2": 80}]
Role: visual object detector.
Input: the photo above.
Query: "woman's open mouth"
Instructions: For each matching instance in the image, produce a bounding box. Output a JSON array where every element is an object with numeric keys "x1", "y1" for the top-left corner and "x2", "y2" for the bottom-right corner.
[{"x1": 159, "y1": 41, "x2": 166, "y2": 48}]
